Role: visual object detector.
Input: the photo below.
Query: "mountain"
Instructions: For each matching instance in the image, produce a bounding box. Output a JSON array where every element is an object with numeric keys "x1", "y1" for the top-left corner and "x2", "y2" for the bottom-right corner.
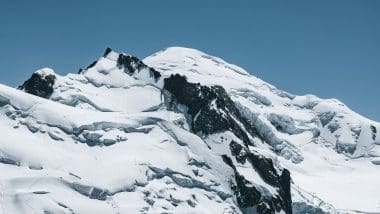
[{"x1": 0, "y1": 47, "x2": 379, "y2": 214}]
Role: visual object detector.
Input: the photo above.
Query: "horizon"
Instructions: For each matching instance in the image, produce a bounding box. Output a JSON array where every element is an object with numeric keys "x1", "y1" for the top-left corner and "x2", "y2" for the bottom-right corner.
[{"x1": 0, "y1": 0, "x2": 379, "y2": 121}]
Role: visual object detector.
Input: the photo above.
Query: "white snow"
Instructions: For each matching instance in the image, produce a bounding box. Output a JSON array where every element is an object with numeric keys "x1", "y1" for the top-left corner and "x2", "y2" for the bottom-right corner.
[
  {"x1": 34, "y1": 67, "x2": 56, "y2": 76},
  {"x1": 0, "y1": 46, "x2": 379, "y2": 213},
  {"x1": 0, "y1": 83, "x2": 239, "y2": 213},
  {"x1": 144, "y1": 46, "x2": 380, "y2": 212}
]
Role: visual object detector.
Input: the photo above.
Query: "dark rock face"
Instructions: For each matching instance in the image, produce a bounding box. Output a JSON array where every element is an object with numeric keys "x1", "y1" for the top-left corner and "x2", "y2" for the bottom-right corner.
[
  {"x1": 103, "y1": 47, "x2": 113, "y2": 57},
  {"x1": 117, "y1": 53, "x2": 161, "y2": 81},
  {"x1": 229, "y1": 141, "x2": 292, "y2": 214},
  {"x1": 222, "y1": 155, "x2": 261, "y2": 206},
  {"x1": 163, "y1": 74, "x2": 258, "y2": 144},
  {"x1": 86, "y1": 60, "x2": 98, "y2": 69},
  {"x1": 371, "y1": 125, "x2": 377, "y2": 141},
  {"x1": 18, "y1": 73, "x2": 56, "y2": 98},
  {"x1": 164, "y1": 74, "x2": 292, "y2": 214},
  {"x1": 229, "y1": 141, "x2": 247, "y2": 164},
  {"x1": 223, "y1": 153, "x2": 292, "y2": 214}
]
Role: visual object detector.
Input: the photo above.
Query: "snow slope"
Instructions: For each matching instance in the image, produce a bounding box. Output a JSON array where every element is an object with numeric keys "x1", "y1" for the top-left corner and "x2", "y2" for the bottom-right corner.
[
  {"x1": 144, "y1": 47, "x2": 380, "y2": 212},
  {"x1": 0, "y1": 83, "x2": 241, "y2": 213},
  {"x1": 0, "y1": 47, "x2": 379, "y2": 213}
]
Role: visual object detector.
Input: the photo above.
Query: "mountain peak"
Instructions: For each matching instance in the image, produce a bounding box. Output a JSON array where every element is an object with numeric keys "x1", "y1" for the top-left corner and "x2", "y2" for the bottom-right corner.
[
  {"x1": 102, "y1": 47, "x2": 123, "y2": 61},
  {"x1": 2, "y1": 46, "x2": 379, "y2": 213},
  {"x1": 34, "y1": 67, "x2": 56, "y2": 76},
  {"x1": 18, "y1": 67, "x2": 56, "y2": 98},
  {"x1": 103, "y1": 47, "x2": 113, "y2": 57},
  {"x1": 146, "y1": 46, "x2": 249, "y2": 76}
]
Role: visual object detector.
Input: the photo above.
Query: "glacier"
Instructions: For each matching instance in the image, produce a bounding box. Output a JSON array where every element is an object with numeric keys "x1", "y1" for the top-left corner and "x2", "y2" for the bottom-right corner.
[{"x1": 0, "y1": 47, "x2": 379, "y2": 213}]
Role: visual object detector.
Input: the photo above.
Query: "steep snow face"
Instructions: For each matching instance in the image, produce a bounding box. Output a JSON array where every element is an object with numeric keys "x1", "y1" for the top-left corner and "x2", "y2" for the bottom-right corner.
[
  {"x1": 162, "y1": 74, "x2": 292, "y2": 213},
  {"x1": 144, "y1": 47, "x2": 380, "y2": 160},
  {"x1": 1, "y1": 46, "x2": 379, "y2": 213},
  {"x1": 144, "y1": 47, "x2": 380, "y2": 212},
  {"x1": 1, "y1": 48, "x2": 293, "y2": 214}
]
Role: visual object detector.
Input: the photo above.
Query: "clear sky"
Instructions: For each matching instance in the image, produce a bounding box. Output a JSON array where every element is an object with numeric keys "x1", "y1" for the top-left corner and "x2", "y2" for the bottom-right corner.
[{"x1": 0, "y1": 0, "x2": 379, "y2": 120}]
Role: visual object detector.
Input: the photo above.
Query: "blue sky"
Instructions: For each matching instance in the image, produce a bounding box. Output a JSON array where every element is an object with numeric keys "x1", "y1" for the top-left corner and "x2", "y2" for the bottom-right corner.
[{"x1": 0, "y1": 0, "x2": 379, "y2": 120}]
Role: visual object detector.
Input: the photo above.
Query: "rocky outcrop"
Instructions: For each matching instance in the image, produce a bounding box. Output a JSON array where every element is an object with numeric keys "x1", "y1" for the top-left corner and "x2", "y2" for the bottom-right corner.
[
  {"x1": 164, "y1": 74, "x2": 293, "y2": 214},
  {"x1": 222, "y1": 153, "x2": 292, "y2": 214},
  {"x1": 117, "y1": 52, "x2": 161, "y2": 81},
  {"x1": 18, "y1": 70, "x2": 56, "y2": 98},
  {"x1": 163, "y1": 74, "x2": 259, "y2": 144},
  {"x1": 229, "y1": 140, "x2": 292, "y2": 214},
  {"x1": 371, "y1": 125, "x2": 377, "y2": 140}
]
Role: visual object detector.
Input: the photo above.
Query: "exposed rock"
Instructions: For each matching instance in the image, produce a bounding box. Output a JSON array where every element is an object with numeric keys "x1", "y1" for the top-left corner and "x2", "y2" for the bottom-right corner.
[
  {"x1": 163, "y1": 74, "x2": 259, "y2": 145},
  {"x1": 86, "y1": 60, "x2": 98, "y2": 69},
  {"x1": 222, "y1": 154, "x2": 292, "y2": 214},
  {"x1": 103, "y1": 47, "x2": 113, "y2": 57},
  {"x1": 247, "y1": 152, "x2": 292, "y2": 213},
  {"x1": 18, "y1": 71, "x2": 56, "y2": 98},
  {"x1": 117, "y1": 53, "x2": 161, "y2": 81},
  {"x1": 78, "y1": 68, "x2": 84, "y2": 74},
  {"x1": 229, "y1": 141, "x2": 247, "y2": 164},
  {"x1": 371, "y1": 125, "x2": 377, "y2": 141},
  {"x1": 164, "y1": 74, "x2": 293, "y2": 213}
]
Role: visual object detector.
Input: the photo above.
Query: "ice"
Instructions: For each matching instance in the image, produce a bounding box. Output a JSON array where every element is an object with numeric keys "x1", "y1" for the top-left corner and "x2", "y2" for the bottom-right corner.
[{"x1": 0, "y1": 46, "x2": 379, "y2": 213}]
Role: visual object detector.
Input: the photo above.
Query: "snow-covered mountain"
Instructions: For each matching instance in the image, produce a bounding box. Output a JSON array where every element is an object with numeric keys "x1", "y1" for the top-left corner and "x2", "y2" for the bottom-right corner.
[{"x1": 0, "y1": 47, "x2": 379, "y2": 214}]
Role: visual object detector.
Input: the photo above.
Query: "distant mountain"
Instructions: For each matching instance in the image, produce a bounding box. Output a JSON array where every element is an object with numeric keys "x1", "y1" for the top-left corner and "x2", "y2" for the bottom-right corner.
[{"x1": 0, "y1": 47, "x2": 378, "y2": 214}]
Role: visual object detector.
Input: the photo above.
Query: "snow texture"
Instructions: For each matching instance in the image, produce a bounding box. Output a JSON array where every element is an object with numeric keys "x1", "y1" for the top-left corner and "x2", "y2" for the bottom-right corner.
[{"x1": 0, "y1": 47, "x2": 378, "y2": 214}]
